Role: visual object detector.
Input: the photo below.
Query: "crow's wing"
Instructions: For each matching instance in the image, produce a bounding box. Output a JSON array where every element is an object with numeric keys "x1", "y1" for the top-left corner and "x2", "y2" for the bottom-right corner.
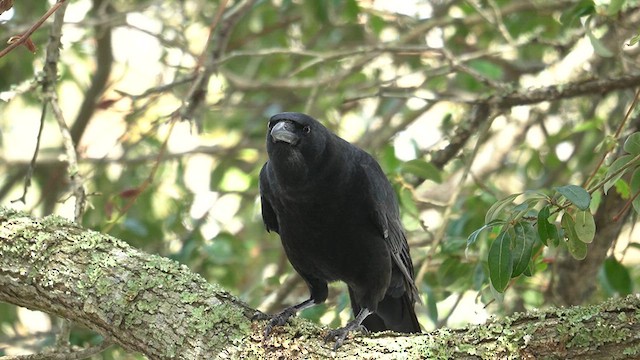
[
  {"x1": 359, "y1": 155, "x2": 420, "y2": 302},
  {"x1": 259, "y1": 162, "x2": 279, "y2": 234}
]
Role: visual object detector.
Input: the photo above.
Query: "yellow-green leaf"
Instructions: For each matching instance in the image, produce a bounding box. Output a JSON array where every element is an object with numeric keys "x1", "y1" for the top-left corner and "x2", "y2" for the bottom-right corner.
[
  {"x1": 623, "y1": 132, "x2": 640, "y2": 155},
  {"x1": 562, "y1": 212, "x2": 587, "y2": 260},
  {"x1": 485, "y1": 193, "x2": 521, "y2": 223},
  {"x1": 574, "y1": 210, "x2": 595, "y2": 243}
]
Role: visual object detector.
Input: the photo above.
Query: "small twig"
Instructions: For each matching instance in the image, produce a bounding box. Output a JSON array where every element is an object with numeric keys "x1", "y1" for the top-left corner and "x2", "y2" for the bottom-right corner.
[
  {"x1": 440, "y1": 46, "x2": 508, "y2": 91},
  {"x1": 583, "y1": 88, "x2": 640, "y2": 188},
  {"x1": 436, "y1": 293, "x2": 463, "y2": 329},
  {"x1": 586, "y1": 153, "x2": 640, "y2": 195},
  {"x1": 11, "y1": 104, "x2": 46, "y2": 204},
  {"x1": 50, "y1": 98, "x2": 86, "y2": 223},
  {"x1": 416, "y1": 104, "x2": 494, "y2": 284},
  {"x1": 115, "y1": 75, "x2": 197, "y2": 100},
  {"x1": 102, "y1": 117, "x2": 178, "y2": 233},
  {"x1": 467, "y1": 0, "x2": 515, "y2": 45},
  {"x1": 612, "y1": 188, "x2": 640, "y2": 222},
  {"x1": 0, "y1": 0, "x2": 67, "y2": 58},
  {"x1": 179, "y1": 0, "x2": 230, "y2": 121}
]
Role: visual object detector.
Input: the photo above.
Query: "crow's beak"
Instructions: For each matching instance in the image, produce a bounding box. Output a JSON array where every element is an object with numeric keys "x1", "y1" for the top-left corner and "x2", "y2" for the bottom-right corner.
[{"x1": 270, "y1": 121, "x2": 299, "y2": 145}]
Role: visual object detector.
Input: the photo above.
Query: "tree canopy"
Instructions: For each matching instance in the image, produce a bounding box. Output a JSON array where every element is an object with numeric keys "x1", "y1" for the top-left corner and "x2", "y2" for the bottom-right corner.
[{"x1": 1, "y1": 0, "x2": 640, "y2": 358}]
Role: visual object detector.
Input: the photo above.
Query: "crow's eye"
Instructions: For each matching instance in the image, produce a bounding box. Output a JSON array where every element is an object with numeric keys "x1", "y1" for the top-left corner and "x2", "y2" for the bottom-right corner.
[{"x1": 303, "y1": 125, "x2": 311, "y2": 134}]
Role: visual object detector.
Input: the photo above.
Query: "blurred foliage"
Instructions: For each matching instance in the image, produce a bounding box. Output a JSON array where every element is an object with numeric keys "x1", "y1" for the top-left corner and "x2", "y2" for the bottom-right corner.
[{"x1": 2, "y1": 0, "x2": 640, "y2": 357}]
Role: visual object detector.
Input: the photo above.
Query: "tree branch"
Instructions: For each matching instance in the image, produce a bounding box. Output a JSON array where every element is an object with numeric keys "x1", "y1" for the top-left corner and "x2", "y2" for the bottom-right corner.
[
  {"x1": 493, "y1": 74, "x2": 640, "y2": 108},
  {"x1": 2, "y1": 208, "x2": 640, "y2": 359}
]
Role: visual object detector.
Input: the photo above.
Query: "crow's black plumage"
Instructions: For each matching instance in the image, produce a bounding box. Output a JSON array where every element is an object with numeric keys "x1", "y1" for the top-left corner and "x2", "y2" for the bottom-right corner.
[{"x1": 258, "y1": 112, "x2": 420, "y2": 349}]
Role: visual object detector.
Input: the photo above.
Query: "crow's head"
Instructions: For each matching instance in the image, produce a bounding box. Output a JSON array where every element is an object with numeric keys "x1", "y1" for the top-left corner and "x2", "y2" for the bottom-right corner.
[{"x1": 266, "y1": 112, "x2": 330, "y2": 181}]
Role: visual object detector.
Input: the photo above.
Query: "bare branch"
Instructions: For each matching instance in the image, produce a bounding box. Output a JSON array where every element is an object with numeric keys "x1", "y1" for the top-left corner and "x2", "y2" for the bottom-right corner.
[{"x1": 0, "y1": 0, "x2": 67, "y2": 58}]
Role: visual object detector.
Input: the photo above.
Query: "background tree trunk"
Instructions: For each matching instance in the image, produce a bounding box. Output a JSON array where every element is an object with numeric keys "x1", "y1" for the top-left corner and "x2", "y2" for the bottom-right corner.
[{"x1": 2, "y1": 207, "x2": 640, "y2": 359}]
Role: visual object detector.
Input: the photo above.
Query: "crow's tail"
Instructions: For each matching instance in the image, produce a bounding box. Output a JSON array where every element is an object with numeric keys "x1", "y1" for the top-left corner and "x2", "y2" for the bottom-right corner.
[{"x1": 349, "y1": 289, "x2": 421, "y2": 333}]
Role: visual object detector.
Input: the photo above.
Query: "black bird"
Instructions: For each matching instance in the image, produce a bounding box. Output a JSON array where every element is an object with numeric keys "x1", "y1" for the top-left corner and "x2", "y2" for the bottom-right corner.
[{"x1": 258, "y1": 112, "x2": 421, "y2": 349}]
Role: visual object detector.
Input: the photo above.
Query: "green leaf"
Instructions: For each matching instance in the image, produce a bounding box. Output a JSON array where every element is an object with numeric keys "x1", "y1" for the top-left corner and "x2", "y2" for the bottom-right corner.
[
  {"x1": 469, "y1": 59, "x2": 503, "y2": 81},
  {"x1": 423, "y1": 286, "x2": 438, "y2": 324},
  {"x1": 631, "y1": 169, "x2": 640, "y2": 214},
  {"x1": 555, "y1": 185, "x2": 591, "y2": 210},
  {"x1": 606, "y1": 0, "x2": 625, "y2": 15},
  {"x1": 466, "y1": 219, "x2": 506, "y2": 249},
  {"x1": 485, "y1": 193, "x2": 521, "y2": 223},
  {"x1": 624, "y1": 132, "x2": 640, "y2": 155},
  {"x1": 559, "y1": 0, "x2": 595, "y2": 26},
  {"x1": 537, "y1": 205, "x2": 559, "y2": 247},
  {"x1": 511, "y1": 222, "x2": 537, "y2": 277},
  {"x1": 603, "y1": 257, "x2": 633, "y2": 295},
  {"x1": 614, "y1": 178, "x2": 631, "y2": 199},
  {"x1": 509, "y1": 198, "x2": 541, "y2": 222},
  {"x1": 604, "y1": 155, "x2": 632, "y2": 194},
  {"x1": 562, "y1": 212, "x2": 587, "y2": 260},
  {"x1": 369, "y1": 14, "x2": 385, "y2": 35},
  {"x1": 488, "y1": 230, "x2": 513, "y2": 293},
  {"x1": 379, "y1": 144, "x2": 401, "y2": 173},
  {"x1": 629, "y1": 33, "x2": 640, "y2": 47},
  {"x1": 586, "y1": 16, "x2": 614, "y2": 57},
  {"x1": 398, "y1": 187, "x2": 418, "y2": 216},
  {"x1": 574, "y1": 210, "x2": 596, "y2": 243},
  {"x1": 400, "y1": 159, "x2": 442, "y2": 183},
  {"x1": 343, "y1": 0, "x2": 360, "y2": 21},
  {"x1": 623, "y1": 132, "x2": 640, "y2": 155}
]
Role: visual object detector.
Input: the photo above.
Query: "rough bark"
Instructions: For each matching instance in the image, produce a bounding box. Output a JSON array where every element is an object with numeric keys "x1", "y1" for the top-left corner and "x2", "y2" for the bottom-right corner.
[{"x1": 2, "y1": 207, "x2": 640, "y2": 359}]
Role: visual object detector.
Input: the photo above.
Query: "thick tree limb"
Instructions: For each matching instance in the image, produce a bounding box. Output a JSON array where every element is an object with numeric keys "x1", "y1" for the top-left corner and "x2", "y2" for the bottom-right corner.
[
  {"x1": 2, "y1": 207, "x2": 640, "y2": 359},
  {"x1": 493, "y1": 74, "x2": 640, "y2": 108}
]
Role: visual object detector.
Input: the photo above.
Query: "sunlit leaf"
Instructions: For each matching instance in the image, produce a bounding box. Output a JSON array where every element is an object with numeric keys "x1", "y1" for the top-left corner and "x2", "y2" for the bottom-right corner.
[
  {"x1": 624, "y1": 132, "x2": 640, "y2": 155},
  {"x1": 562, "y1": 212, "x2": 587, "y2": 260},
  {"x1": 606, "y1": 0, "x2": 625, "y2": 15},
  {"x1": 469, "y1": 59, "x2": 503, "y2": 80},
  {"x1": 400, "y1": 159, "x2": 442, "y2": 183},
  {"x1": 614, "y1": 178, "x2": 631, "y2": 199},
  {"x1": 629, "y1": 33, "x2": 640, "y2": 46},
  {"x1": 604, "y1": 154, "x2": 632, "y2": 194},
  {"x1": 485, "y1": 193, "x2": 521, "y2": 223},
  {"x1": 574, "y1": 210, "x2": 595, "y2": 243}
]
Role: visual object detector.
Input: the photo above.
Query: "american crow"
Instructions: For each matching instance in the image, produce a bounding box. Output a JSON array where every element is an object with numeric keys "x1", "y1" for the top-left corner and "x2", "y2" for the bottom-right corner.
[{"x1": 258, "y1": 112, "x2": 421, "y2": 349}]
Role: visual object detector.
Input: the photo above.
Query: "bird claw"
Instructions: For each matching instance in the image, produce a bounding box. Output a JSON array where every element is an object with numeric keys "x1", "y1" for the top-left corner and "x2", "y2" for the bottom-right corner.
[
  {"x1": 251, "y1": 310, "x2": 269, "y2": 321},
  {"x1": 252, "y1": 308, "x2": 297, "y2": 338},
  {"x1": 324, "y1": 323, "x2": 367, "y2": 351}
]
